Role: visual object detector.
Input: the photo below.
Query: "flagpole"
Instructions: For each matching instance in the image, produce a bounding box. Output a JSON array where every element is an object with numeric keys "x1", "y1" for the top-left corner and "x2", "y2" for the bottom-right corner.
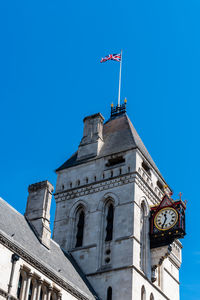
[{"x1": 118, "y1": 49, "x2": 122, "y2": 107}]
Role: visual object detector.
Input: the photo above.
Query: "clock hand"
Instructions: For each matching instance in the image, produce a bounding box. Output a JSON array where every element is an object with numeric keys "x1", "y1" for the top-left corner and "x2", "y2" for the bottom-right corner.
[{"x1": 162, "y1": 214, "x2": 167, "y2": 228}]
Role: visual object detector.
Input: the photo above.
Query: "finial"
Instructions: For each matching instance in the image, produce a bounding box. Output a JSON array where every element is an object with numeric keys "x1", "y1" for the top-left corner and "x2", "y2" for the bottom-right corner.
[
  {"x1": 124, "y1": 98, "x2": 127, "y2": 103},
  {"x1": 111, "y1": 102, "x2": 114, "y2": 107}
]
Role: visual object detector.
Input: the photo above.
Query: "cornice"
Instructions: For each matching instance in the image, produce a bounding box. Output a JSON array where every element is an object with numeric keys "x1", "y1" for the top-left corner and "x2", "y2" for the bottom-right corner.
[
  {"x1": 54, "y1": 173, "x2": 135, "y2": 201},
  {"x1": 0, "y1": 233, "x2": 96, "y2": 300},
  {"x1": 55, "y1": 172, "x2": 163, "y2": 205}
]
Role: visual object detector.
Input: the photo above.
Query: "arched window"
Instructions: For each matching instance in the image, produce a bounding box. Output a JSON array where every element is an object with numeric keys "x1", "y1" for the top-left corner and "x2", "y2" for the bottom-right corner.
[
  {"x1": 17, "y1": 273, "x2": 23, "y2": 299},
  {"x1": 75, "y1": 208, "x2": 85, "y2": 247},
  {"x1": 141, "y1": 286, "x2": 146, "y2": 300},
  {"x1": 28, "y1": 280, "x2": 33, "y2": 300},
  {"x1": 107, "y1": 287, "x2": 112, "y2": 300},
  {"x1": 105, "y1": 203, "x2": 114, "y2": 242},
  {"x1": 150, "y1": 293, "x2": 154, "y2": 300}
]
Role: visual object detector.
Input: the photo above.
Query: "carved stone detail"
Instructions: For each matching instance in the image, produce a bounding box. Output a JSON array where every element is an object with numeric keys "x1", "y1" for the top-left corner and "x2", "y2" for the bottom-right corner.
[
  {"x1": 0, "y1": 233, "x2": 91, "y2": 300},
  {"x1": 151, "y1": 245, "x2": 172, "y2": 282},
  {"x1": 55, "y1": 172, "x2": 163, "y2": 205}
]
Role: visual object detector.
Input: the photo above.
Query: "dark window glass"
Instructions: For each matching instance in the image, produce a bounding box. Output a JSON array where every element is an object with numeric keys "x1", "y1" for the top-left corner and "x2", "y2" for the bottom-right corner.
[
  {"x1": 75, "y1": 211, "x2": 85, "y2": 247},
  {"x1": 107, "y1": 287, "x2": 112, "y2": 300},
  {"x1": 142, "y1": 161, "x2": 151, "y2": 176},
  {"x1": 28, "y1": 281, "x2": 33, "y2": 300},
  {"x1": 17, "y1": 274, "x2": 22, "y2": 299},
  {"x1": 105, "y1": 204, "x2": 114, "y2": 242},
  {"x1": 39, "y1": 289, "x2": 43, "y2": 300},
  {"x1": 157, "y1": 180, "x2": 164, "y2": 191}
]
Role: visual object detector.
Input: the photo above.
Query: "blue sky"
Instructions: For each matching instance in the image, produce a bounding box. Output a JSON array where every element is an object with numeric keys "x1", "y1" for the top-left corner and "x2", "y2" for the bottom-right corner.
[{"x1": 0, "y1": 1, "x2": 199, "y2": 299}]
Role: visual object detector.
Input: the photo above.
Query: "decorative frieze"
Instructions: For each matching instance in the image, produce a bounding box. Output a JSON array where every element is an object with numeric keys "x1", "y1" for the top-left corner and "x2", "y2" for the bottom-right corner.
[{"x1": 55, "y1": 171, "x2": 163, "y2": 205}]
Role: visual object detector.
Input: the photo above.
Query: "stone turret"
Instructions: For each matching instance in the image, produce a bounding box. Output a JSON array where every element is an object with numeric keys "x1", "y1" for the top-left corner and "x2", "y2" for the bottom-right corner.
[
  {"x1": 77, "y1": 113, "x2": 104, "y2": 160},
  {"x1": 25, "y1": 180, "x2": 54, "y2": 249}
]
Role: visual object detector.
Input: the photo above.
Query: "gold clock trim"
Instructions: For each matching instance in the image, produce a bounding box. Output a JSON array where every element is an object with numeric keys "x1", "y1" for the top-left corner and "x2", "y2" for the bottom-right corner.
[{"x1": 154, "y1": 207, "x2": 178, "y2": 231}]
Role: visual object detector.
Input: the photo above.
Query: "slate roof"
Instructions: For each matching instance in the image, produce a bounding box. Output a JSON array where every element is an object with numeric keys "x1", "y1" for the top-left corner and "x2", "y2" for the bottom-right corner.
[
  {"x1": 56, "y1": 113, "x2": 163, "y2": 180},
  {"x1": 0, "y1": 197, "x2": 97, "y2": 300}
]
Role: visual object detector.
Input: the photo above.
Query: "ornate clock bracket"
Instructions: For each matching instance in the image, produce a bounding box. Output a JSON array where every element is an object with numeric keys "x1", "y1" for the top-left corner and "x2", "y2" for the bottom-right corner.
[
  {"x1": 151, "y1": 245, "x2": 172, "y2": 282},
  {"x1": 149, "y1": 193, "x2": 186, "y2": 282}
]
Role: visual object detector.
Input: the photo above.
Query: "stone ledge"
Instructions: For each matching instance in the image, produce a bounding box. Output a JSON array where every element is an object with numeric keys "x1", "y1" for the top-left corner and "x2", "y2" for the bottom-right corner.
[
  {"x1": 115, "y1": 235, "x2": 140, "y2": 245},
  {"x1": 164, "y1": 267, "x2": 180, "y2": 285},
  {"x1": 70, "y1": 244, "x2": 97, "y2": 252},
  {"x1": 55, "y1": 172, "x2": 162, "y2": 205}
]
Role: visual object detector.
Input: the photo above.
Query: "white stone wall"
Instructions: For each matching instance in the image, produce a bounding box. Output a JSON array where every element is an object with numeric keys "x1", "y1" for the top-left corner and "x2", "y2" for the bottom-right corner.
[
  {"x1": 54, "y1": 147, "x2": 182, "y2": 300},
  {"x1": 88, "y1": 269, "x2": 133, "y2": 300},
  {"x1": 0, "y1": 244, "x2": 13, "y2": 292}
]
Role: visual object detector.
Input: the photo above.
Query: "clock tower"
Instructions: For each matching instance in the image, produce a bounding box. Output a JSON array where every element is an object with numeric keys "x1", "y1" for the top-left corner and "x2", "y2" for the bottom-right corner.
[{"x1": 53, "y1": 103, "x2": 184, "y2": 300}]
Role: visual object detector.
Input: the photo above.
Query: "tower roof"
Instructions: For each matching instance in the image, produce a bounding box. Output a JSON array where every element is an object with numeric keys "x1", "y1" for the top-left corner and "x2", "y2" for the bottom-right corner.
[{"x1": 56, "y1": 111, "x2": 163, "y2": 180}]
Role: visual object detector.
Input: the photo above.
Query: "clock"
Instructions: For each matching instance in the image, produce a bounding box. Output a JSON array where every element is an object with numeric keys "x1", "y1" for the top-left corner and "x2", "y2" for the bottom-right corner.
[
  {"x1": 150, "y1": 195, "x2": 186, "y2": 248},
  {"x1": 154, "y1": 207, "x2": 178, "y2": 231}
]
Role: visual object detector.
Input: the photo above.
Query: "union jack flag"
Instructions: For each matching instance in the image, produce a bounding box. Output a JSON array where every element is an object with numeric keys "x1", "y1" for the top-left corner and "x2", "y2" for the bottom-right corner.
[{"x1": 100, "y1": 53, "x2": 121, "y2": 63}]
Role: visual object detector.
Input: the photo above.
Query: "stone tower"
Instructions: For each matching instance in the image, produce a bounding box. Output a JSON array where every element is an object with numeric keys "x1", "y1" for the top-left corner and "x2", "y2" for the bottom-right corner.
[{"x1": 53, "y1": 104, "x2": 182, "y2": 300}]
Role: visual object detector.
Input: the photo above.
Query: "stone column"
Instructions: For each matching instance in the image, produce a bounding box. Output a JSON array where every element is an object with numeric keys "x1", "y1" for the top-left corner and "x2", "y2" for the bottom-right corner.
[
  {"x1": 32, "y1": 278, "x2": 38, "y2": 300},
  {"x1": 47, "y1": 287, "x2": 52, "y2": 300},
  {"x1": 36, "y1": 280, "x2": 42, "y2": 300},
  {"x1": 43, "y1": 286, "x2": 47, "y2": 300},
  {"x1": 24, "y1": 272, "x2": 33, "y2": 300},
  {"x1": 7, "y1": 253, "x2": 20, "y2": 298},
  {"x1": 20, "y1": 270, "x2": 28, "y2": 300},
  {"x1": 58, "y1": 292, "x2": 62, "y2": 300}
]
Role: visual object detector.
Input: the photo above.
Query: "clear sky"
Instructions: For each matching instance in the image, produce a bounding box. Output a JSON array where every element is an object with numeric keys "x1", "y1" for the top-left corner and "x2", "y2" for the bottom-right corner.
[{"x1": 0, "y1": 1, "x2": 199, "y2": 299}]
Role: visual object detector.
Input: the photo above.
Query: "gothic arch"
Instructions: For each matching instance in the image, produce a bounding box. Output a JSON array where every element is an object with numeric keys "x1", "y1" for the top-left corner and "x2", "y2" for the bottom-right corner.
[
  {"x1": 97, "y1": 192, "x2": 119, "y2": 211},
  {"x1": 104, "y1": 201, "x2": 114, "y2": 242},
  {"x1": 69, "y1": 199, "x2": 89, "y2": 219},
  {"x1": 141, "y1": 285, "x2": 146, "y2": 300},
  {"x1": 97, "y1": 193, "x2": 118, "y2": 268},
  {"x1": 69, "y1": 200, "x2": 88, "y2": 249},
  {"x1": 139, "y1": 196, "x2": 149, "y2": 215},
  {"x1": 140, "y1": 197, "x2": 150, "y2": 277},
  {"x1": 150, "y1": 293, "x2": 154, "y2": 300},
  {"x1": 107, "y1": 286, "x2": 112, "y2": 300},
  {"x1": 74, "y1": 207, "x2": 85, "y2": 247}
]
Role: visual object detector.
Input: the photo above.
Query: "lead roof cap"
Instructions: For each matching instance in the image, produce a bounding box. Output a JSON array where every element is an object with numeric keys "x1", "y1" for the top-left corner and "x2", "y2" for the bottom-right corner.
[{"x1": 56, "y1": 105, "x2": 164, "y2": 182}]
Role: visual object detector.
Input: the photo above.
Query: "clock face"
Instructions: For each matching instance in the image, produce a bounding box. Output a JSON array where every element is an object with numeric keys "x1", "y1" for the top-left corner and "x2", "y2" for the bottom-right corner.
[{"x1": 154, "y1": 207, "x2": 178, "y2": 231}]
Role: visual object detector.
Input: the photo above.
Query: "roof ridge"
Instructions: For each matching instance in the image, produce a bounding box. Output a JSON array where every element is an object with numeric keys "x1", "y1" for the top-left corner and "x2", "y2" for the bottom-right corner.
[{"x1": 0, "y1": 197, "x2": 25, "y2": 217}]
